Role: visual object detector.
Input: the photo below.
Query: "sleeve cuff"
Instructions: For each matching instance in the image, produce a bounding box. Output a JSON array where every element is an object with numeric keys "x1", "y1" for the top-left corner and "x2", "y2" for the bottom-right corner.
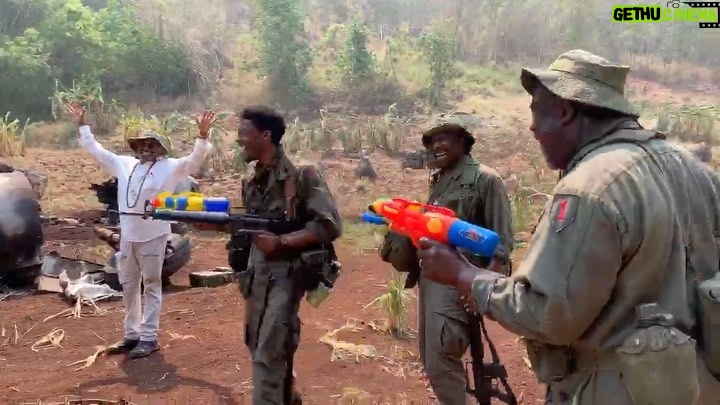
[
  {"x1": 194, "y1": 137, "x2": 213, "y2": 152},
  {"x1": 79, "y1": 125, "x2": 91, "y2": 137},
  {"x1": 472, "y1": 275, "x2": 504, "y2": 314}
]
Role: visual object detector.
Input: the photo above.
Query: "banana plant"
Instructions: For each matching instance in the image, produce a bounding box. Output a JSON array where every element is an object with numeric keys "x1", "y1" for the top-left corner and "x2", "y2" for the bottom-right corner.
[{"x1": 0, "y1": 111, "x2": 29, "y2": 157}]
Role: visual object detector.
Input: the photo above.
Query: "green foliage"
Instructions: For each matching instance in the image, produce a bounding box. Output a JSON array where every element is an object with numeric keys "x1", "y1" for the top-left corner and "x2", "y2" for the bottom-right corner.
[
  {"x1": 0, "y1": 31, "x2": 54, "y2": 121},
  {"x1": 336, "y1": 18, "x2": 376, "y2": 84},
  {"x1": 0, "y1": 0, "x2": 197, "y2": 122},
  {"x1": 249, "y1": 0, "x2": 314, "y2": 103},
  {"x1": 419, "y1": 19, "x2": 457, "y2": 105}
]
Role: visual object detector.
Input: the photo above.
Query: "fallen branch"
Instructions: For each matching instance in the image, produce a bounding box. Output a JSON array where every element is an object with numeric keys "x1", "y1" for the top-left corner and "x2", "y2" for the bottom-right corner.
[
  {"x1": 31, "y1": 328, "x2": 65, "y2": 352},
  {"x1": 318, "y1": 319, "x2": 377, "y2": 363},
  {"x1": 67, "y1": 345, "x2": 112, "y2": 371},
  {"x1": 167, "y1": 331, "x2": 197, "y2": 341},
  {"x1": 43, "y1": 295, "x2": 108, "y2": 323}
]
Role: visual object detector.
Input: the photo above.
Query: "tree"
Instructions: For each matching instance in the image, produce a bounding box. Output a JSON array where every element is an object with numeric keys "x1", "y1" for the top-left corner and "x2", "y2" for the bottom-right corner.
[
  {"x1": 250, "y1": 0, "x2": 314, "y2": 104},
  {"x1": 336, "y1": 18, "x2": 375, "y2": 84},
  {"x1": 419, "y1": 19, "x2": 456, "y2": 106}
]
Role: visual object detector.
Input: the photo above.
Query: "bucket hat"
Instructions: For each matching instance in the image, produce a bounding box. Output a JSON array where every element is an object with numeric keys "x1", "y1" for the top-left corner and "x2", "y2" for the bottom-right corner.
[
  {"x1": 421, "y1": 113, "x2": 476, "y2": 148},
  {"x1": 520, "y1": 49, "x2": 639, "y2": 117},
  {"x1": 127, "y1": 129, "x2": 172, "y2": 155}
]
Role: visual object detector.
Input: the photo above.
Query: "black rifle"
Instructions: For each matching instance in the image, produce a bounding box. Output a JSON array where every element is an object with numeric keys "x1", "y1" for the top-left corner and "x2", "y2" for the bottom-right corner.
[
  {"x1": 466, "y1": 313, "x2": 517, "y2": 405},
  {"x1": 121, "y1": 205, "x2": 306, "y2": 261},
  {"x1": 120, "y1": 205, "x2": 303, "y2": 237}
]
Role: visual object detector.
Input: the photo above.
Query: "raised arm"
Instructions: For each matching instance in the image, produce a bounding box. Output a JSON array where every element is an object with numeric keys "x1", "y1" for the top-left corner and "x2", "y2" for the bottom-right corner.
[
  {"x1": 169, "y1": 111, "x2": 215, "y2": 178},
  {"x1": 68, "y1": 103, "x2": 123, "y2": 177},
  {"x1": 172, "y1": 138, "x2": 213, "y2": 177}
]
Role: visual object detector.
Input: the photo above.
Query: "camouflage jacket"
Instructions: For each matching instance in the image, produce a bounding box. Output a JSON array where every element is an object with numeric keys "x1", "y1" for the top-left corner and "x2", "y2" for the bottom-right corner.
[{"x1": 242, "y1": 146, "x2": 342, "y2": 279}]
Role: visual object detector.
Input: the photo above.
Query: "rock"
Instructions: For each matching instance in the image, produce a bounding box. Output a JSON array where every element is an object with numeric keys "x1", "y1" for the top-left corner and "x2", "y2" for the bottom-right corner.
[
  {"x1": 0, "y1": 162, "x2": 48, "y2": 198},
  {"x1": 400, "y1": 150, "x2": 428, "y2": 170},
  {"x1": 354, "y1": 154, "x2": 377, "y2": 180},
  {"x1": 189, "y1": 269, "x2": 234, "y2": 288}
]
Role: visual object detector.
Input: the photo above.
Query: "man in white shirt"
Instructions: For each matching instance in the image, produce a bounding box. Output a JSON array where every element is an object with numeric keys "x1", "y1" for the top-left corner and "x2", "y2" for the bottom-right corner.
[{"x1": 67, "y1": 103, "x2": 214, "y2": 358}]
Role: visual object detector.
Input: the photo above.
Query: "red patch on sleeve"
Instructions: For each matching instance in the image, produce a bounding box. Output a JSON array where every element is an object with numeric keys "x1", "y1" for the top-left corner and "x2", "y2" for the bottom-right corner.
[{"x1": 556, "y1": 199, "x2": 568, "y2": 222}]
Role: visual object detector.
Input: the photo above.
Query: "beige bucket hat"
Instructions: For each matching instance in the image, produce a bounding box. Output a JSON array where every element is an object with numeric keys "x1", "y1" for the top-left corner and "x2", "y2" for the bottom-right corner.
[
  {"x1": 520, "y1": 49, "x2": 639, "y2": 117},
  {"x1": 127, "y1": 129, "x2": 173, "y2": 155}
]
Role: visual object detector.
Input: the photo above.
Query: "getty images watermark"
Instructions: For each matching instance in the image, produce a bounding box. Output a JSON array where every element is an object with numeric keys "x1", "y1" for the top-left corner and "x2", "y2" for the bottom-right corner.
[{"x1": 612, "y1": 1, "x2": 720, "y2": 28}]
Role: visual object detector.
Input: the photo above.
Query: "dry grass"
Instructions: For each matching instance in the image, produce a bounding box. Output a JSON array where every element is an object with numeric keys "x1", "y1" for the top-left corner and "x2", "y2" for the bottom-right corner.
[
  {"x1": 30, "y1": 328, "x2": 65, "y2": 352},
  {"x1": 365, "y1": 271, "x2": 415, "y2": 339},
  {"x1": 0, "y1": 112, "x2": 29, "y2": 157},
  {"x1": 319, "y1": 319, "x2": 379, "y2": 363}
]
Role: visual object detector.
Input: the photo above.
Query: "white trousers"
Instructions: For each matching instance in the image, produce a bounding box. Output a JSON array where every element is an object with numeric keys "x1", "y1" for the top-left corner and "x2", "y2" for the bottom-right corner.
[{"x1": 118, "y1": 234, "x2": 168, "y2": 342}]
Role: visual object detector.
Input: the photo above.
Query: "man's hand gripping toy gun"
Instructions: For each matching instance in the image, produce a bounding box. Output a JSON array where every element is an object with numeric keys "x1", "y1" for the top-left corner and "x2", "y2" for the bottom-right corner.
[{"x1": 362, "y1": 197, "x2": 500, "y2": 257}]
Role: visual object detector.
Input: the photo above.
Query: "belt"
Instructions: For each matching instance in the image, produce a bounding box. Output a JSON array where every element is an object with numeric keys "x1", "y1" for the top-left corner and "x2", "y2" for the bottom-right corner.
[{"x1": 570, "y1": 349, "x2": 622, "y2": 373}]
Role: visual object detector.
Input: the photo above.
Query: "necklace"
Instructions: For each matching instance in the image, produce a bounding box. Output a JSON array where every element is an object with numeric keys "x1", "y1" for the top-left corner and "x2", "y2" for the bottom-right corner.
[{"x1": 125, "y1": 161, "x2": 156, "y2": 209}]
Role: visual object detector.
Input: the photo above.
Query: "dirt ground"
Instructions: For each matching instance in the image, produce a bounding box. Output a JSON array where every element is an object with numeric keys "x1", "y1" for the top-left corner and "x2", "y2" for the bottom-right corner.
[
  {"x1": 2, "y1": 216, "x2": 543, "y2": 405},
  {"x1": 1, "y1": 140, "x2": 546, "y2": 404}
]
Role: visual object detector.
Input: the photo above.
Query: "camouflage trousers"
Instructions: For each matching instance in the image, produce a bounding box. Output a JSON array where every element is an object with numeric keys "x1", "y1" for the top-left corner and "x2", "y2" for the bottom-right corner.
[
  {"x1": 244, "y1": 269, "x2": 303, "y2": 405},
  {"x1": 418, "y1": 274, "x2": 471, "y2": 405}
]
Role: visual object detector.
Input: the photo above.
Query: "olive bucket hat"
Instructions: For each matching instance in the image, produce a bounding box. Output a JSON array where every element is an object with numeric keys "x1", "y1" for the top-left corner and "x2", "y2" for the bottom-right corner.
[
  {"x1": 127, "y1": 129, "x2": 173, "y2": 155},
  {"x1": 520, "y1": 49, "x2": 639, "y2": 117},
  {"x1": 421, "y1": 112, "x2": 476, "y2": 149}
]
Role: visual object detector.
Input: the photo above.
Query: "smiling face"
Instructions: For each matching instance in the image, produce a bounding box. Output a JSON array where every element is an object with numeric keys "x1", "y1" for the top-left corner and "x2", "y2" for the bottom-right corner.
[
  {"x1": 130, "y1": 138, "x2": 165, "y2": 163},
  {"x1": 425, "y1": 131, "x2": 465, "y2": 170},
  {"x1": 236, "y1": 118, "x2": 271, "y2": 163}
]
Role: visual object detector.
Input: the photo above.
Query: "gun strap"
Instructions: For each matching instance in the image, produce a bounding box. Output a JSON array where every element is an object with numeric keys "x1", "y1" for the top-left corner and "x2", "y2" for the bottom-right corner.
[
  {"x1": 284, "y1": 171, "x2": 298, "y2": 220},
  {"x1": 479, "y1": 316, "x2": 517, "y2": 405},
  {"x1": 283, "y1": 168, "x2": 299, "y2": 404}
]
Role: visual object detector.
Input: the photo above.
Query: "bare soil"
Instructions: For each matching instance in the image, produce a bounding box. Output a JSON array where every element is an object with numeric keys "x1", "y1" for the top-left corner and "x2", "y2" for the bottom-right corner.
[
  {"x1": 1, "y1": 144, "x2": 545, "y2": 404},
  {"x1": 2, "y1": 227, "x2": 543, "y2": 404}
]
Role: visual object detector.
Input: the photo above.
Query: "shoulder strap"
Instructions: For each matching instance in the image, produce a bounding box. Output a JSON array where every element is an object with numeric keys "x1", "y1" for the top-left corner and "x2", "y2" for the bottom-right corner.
[
  {"x1": 284, "y1": 169, "x2": 298, "y2": 219},
  {"x1": 282, "y1": 164, "x2": 316, "y2": 220}
]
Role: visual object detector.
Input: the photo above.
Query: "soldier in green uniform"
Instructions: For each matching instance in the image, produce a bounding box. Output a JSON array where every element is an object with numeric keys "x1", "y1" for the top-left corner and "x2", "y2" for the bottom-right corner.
[
  {"x1": 379, "y1": 114, "x2": 514, "y2": 404},
  {"x1": 232, "y1": 106, "x2": 343, "y2": 404},
  {"x1": 415, "y1": 50, "x2": 720, "y2": 404}
]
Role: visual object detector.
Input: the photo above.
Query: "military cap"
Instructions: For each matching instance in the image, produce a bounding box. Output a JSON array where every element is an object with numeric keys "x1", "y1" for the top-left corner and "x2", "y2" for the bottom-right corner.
[
  {"x1": 127, "y1": 129, "x2": 173, "y2": 155},
  {"x1": 421, "y1": 113, "x2": 476, "y2": 148},
  {"x1": 520, "y1": 49, "x2": 639, "y2": 117}
]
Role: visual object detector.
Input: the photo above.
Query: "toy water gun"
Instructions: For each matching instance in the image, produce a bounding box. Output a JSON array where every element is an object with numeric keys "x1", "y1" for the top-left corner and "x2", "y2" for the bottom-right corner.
[
  {"x1": 151, "y1": 192, "x2": 230, "y2": 213},
  {"x1": 362, "y1": 197, "x2": 499, "y2": 257}
]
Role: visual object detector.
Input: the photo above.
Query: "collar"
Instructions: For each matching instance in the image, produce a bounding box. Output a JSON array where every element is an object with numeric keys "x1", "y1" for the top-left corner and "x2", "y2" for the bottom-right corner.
[
  {"x1": 252, "y1": 144, "x2": 294, "y2": 182},
  {"x1": 563, "y1": 118, "x2": 658, "y2": 175},
  {"x1": 431, "y1": 154, "x2": 476, "y2": 184}
]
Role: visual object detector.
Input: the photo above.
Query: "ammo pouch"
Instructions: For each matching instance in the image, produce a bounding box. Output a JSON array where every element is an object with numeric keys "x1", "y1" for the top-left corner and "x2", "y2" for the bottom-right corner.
[
  {"x1": 615, "y1": 303, "x2": 699, "y2": 405},
  {"x1": 697, "y1": 273, "x2": 720, "y2": 378},
  {"x1": 227, "y1": 237, "x2": 253, "y2": 299},
  {"x1": 294, "y1": 248, "x2": 341, "y2": 308},
  {"x1": 380, "y1": 231, "x2": 420, "y2": 288},
  {"x1": 523, "y1": 339, "x2": 571, "y2": 384}
]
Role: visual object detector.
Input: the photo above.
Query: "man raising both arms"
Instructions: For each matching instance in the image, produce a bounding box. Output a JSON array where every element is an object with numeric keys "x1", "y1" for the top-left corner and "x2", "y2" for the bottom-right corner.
[{"x1": 68, "y1": 103, "x2": 215, "y2": 359}]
